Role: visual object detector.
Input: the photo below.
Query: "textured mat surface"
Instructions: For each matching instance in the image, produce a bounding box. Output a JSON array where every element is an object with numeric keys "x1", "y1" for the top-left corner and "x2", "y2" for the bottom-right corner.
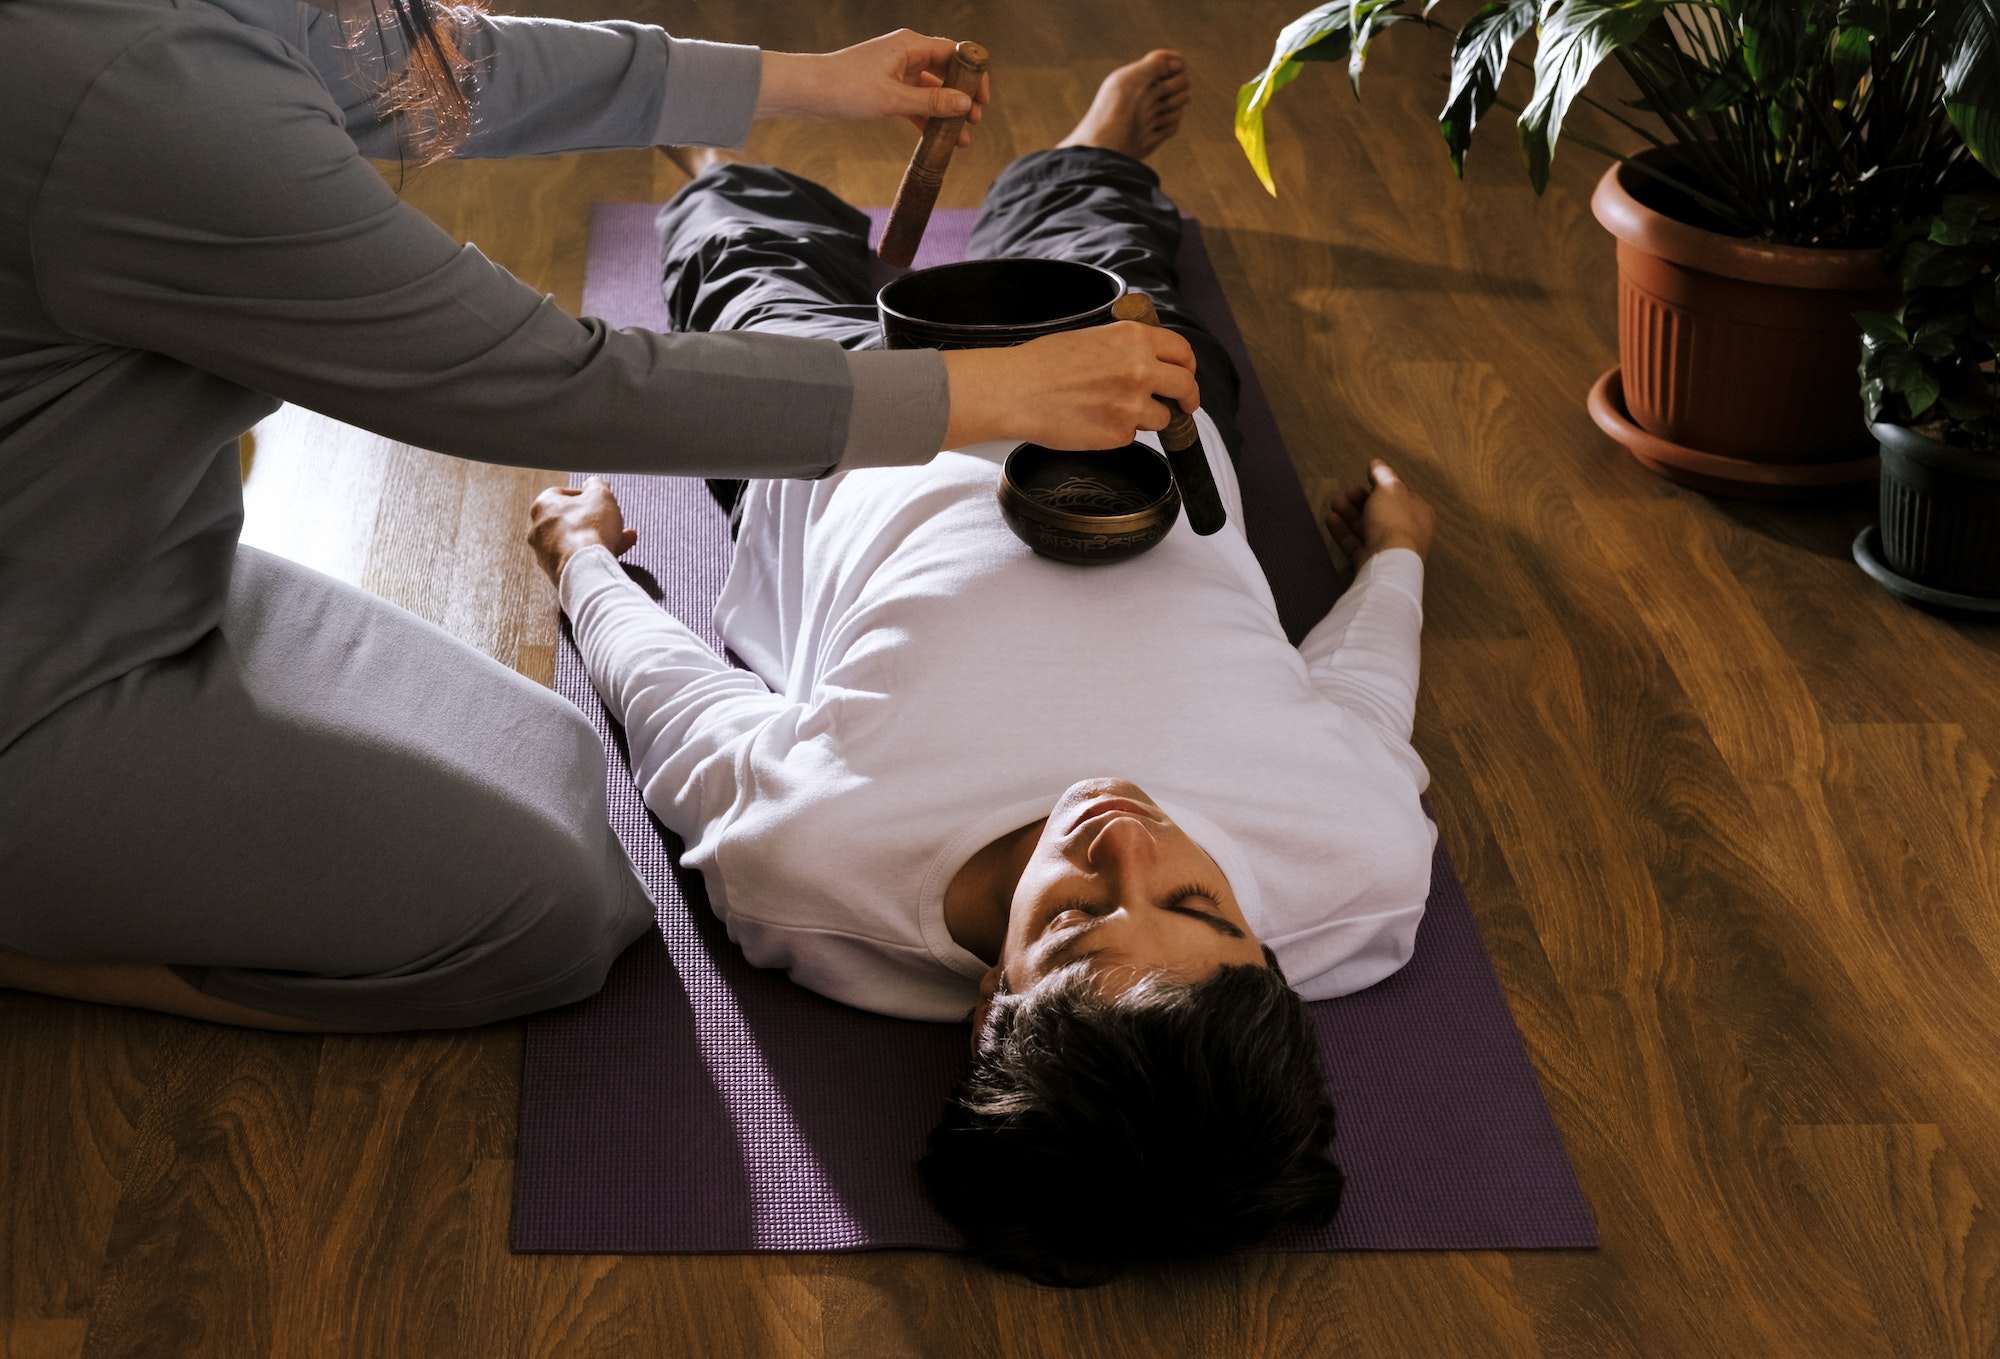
[{"x1": 511, "y1": 203, "x2": 1599, "y2": 1253}]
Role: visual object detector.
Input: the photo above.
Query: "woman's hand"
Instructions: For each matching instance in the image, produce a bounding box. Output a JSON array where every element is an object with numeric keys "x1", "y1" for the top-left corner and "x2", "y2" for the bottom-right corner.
[
  {"x1": 527, "y1": 477, "x2": 637, "y2": 586},
  {"x1": 940, "y1": 323, "x2": 1203, "y2": 451},
  {"x1": 758, "y1": 31, "x2": 990, "y2": 146},
  {"x1": 1326, "y1": 460, "x2": 1435, "y2": 569}
]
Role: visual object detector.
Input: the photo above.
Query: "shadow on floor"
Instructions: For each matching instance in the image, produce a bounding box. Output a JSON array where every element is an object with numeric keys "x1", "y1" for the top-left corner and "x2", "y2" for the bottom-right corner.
[
  {"x1": 1209, "y1": 228, "x2": 1551, "y2": 301},
  {"x1": 1707, "y1": 482, "x2": 1876, "y2": 562}
]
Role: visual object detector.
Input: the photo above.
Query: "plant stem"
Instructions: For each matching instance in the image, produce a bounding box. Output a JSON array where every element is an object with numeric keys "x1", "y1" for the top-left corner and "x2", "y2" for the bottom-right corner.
[
  {"x1": 1485, "y1": 92, "x2": 1744, "y2": 222},
  {"x1": 1500, "y1": 52, "x2": 1668, "y2": 147}
]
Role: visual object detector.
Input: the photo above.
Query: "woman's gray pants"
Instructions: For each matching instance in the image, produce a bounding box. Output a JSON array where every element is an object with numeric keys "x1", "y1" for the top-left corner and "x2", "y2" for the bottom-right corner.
[{"x1": 0, "y1": 545, "x2": 654, "y2": 1028}]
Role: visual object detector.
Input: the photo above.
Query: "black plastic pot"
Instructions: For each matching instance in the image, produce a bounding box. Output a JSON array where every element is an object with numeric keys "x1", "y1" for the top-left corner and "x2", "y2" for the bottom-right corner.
[
  {"x1": 1872, "y1": 421, "x2": 2000, "y2": 597},
  {"x1": 878, "y1": 259, "x2": 1125, "y2": 350}
]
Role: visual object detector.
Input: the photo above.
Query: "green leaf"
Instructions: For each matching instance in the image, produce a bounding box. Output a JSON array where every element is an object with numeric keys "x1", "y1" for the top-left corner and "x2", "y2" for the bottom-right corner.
[
  {"x1": 1518, "y1": 0, "x2": 1670, "y2": 192},
  {"x1": 1348, "y1": 2, "x2": 1419, "y2": 93},
  {"x1": 1738, "y1": 0, "x2": 1811, "y2": 97},
  {"x1": 1830, "y1": 26, "x2": 1872, "y2": 109},
  {"x1": 1236, "y1": 3, "x2": 1369, "y2": 195},
  {"x1": 1440, "y1": 0, "x2": 1539, "y2": 174},
  {"x1": 1687, "y1": 66, "x2": 1753, "y2": 117},
  {"x1": 1835, "y1": 0, "x2": 1887, "y2": 31},
  {"x1": 1975, "y1": 277, "x2": 2000, "y2": 326},
  {"x1": 1860, "y1": 336, "x2": 1940, "y2": 415},
  {"x1": 1767, "y1": 95, "x2": 1796, "y2": 147},
  {"x1": 1932, "y1": 194, "x2": 1985, "y2": 245},
  {"x1": 1940, "y1": 0, "x2": 2000, "y2": 169},
  {"x1": 1859, "y1": 367, "x2": 1893, "y2": 422},
  {"x1": 1854, "y1": 310, "x2": 1910, "y2": 345},
  {"x1": 1912, "y1": 314, "x2": 1971, "y2": 357},
  {"x1": 1902, "y1": 366, "x2": 1944, "y2": 416},
  {"x1": 1903, "y1": 239, "x2": 1987, "y2": 288}
]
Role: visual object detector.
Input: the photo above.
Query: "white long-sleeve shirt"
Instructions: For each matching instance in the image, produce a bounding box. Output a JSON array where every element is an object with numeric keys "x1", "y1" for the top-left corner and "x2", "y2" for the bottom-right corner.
[{"x1": 563, "y1": 417, "x2": 1436, "y2": 1021}]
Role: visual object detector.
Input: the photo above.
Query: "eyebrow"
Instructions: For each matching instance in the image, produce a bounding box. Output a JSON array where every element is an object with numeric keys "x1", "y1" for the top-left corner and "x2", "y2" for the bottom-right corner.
[{"x1": 1048, "y1": 915, "x2": 1111, "y2": 969}]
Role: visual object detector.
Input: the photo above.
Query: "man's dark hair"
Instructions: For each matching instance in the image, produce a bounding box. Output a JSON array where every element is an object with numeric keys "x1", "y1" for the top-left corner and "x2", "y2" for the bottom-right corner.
[{"x1": 918, "y1": 948, "x2": 1343, "y2": 1287}]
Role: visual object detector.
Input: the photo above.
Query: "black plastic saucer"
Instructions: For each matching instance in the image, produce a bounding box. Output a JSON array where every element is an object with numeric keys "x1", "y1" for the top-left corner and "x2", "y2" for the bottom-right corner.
[{"x1": 1852, "y1": 525, "x2": 2000, "y2": 618}]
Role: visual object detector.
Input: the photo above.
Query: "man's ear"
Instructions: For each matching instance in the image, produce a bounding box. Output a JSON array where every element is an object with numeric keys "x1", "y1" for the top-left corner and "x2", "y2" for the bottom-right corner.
[{"x1": 968, "y1": 964, "x2": 1003, "y2": 1053}]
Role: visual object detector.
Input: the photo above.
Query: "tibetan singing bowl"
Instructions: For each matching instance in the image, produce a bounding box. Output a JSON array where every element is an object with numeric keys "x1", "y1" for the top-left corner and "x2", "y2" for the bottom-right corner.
[
  {"x1": 878, "y1": 259, "x2": 1127, "y2": 350},
  {"x1": 998, "y1": 443, "x2": 1180, "y2": 565}
]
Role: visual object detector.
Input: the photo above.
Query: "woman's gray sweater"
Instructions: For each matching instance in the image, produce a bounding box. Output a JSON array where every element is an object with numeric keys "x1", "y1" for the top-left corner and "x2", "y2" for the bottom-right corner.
[{"x1": 0, "y1": 0, "x2": 950, "y2": 751}]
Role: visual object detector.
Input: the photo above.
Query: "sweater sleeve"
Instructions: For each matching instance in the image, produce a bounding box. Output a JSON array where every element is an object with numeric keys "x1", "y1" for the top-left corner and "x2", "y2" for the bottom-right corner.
[
  {"x1": 304, "y1": 10, "x2": 763, "y2": 157},
  {"x1": 1295, "y1": 549, "x2": 1428, "y2": 787},
  {"x1": 31, "y1": 17, "x2": 948, "y2": 478},
  {"x1": 560, "y1": 546, "x2": 787, "y2": 838}
]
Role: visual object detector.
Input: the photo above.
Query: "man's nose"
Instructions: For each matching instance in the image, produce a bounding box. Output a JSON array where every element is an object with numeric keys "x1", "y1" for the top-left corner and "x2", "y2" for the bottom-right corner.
[{"x1": 1086, "y1": 815, "x2": 1157, "y2": 877}]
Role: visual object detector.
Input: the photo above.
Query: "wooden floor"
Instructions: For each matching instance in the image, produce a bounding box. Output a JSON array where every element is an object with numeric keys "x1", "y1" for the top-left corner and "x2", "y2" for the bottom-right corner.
[{"x1": 8, "y1": 1, "x2": 2000, "y2": 1354}]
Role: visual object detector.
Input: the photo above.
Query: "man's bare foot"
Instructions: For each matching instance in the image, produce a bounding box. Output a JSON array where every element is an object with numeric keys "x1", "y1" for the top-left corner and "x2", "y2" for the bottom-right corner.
[
  {"x1": 1056, "y1": 51, "x2": 1192, "y2": 161},
  {"x1": 658, "y1": 144, "x2": 760, "y2": 178}
]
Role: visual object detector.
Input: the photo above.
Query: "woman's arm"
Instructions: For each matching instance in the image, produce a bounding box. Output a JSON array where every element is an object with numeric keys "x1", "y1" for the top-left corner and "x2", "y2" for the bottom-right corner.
[
  {"x1": 35, "y1": 17, "x2": 1201, "y2": 476},
  {"x1": 754, "y1": 31, "x2": 988, "y2": 139},
  {"x1": 32, "y1": 20, "x2": 923, "y2": 477},
  {"x1": 312, "y1": 18, "x2": 992, "y2": 161},
  {"x1": 306, "y1": 11, "x2": 764, "y2": 157}
]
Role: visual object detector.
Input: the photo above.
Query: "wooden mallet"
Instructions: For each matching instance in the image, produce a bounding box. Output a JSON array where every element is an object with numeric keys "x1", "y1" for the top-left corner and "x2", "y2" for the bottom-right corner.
[
  {"x1": 1110, "y1": 291, "x2": 1228, "y2": 536},
  {"x1": 876, "y1": 41, "x2": 989, "y2": 268}
]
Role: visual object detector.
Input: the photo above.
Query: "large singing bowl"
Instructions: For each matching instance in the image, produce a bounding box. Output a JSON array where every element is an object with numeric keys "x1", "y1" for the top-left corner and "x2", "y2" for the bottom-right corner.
[{"x1": 878, "y1": 258, "x2": 1127, "y2": 350}]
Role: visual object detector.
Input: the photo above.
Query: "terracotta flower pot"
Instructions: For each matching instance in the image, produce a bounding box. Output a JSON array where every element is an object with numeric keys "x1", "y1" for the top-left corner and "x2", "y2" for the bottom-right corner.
[{"x1": 1589, "y1": 151, "x2": 1896, "y2": 492}]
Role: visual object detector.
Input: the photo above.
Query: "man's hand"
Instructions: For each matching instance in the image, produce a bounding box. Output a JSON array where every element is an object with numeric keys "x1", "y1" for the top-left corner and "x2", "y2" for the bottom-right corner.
[
  {"x1": 527, "y1": 477, "x2": 637, "y2": 587},
  {"x1": 1326, "y1": 460, "x2": 1435, "y2": 570},
  {"x1": 939, "y1": 322, "x2": 1202, "y2": 451},
  {"x1": 758, "y1": 32, "x2": 991, "y2": 147}
]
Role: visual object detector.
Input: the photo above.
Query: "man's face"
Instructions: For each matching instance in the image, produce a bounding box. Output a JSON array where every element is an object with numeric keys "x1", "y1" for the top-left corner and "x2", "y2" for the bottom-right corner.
[{"x1": 972, "y1": 778, "x2": 1269, "y2": 1036}]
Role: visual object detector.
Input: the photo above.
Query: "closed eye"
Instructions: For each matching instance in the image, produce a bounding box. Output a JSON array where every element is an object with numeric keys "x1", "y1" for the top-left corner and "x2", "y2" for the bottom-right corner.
[
  {"x1": 1049, "y1": 899, "x2": 1105, "y2": 929},
  {"x1": 1160, "y1": 884, "x2": 1244, "y2": 939}
]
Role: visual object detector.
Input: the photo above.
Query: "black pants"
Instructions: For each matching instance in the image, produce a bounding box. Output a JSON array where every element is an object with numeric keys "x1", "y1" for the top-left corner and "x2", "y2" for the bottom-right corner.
[{"x1": 654, "y1": 147, "x2": 1244, "y2": 521}]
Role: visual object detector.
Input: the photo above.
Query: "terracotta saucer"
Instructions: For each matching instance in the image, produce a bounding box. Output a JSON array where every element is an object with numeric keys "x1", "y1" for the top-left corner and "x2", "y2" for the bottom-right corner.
[
  {"x1": 1852, "y1": 526, "x2": 2000, "y2": 618},
  {"x1": 1587, "y1": 368, "x2": 1881, "y2": 499}
]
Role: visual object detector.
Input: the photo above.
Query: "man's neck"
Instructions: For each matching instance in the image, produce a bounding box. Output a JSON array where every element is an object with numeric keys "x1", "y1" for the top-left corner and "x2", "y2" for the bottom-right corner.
[{"x1": 941, "y1": 819, "x2": 1045, "y2": 965}]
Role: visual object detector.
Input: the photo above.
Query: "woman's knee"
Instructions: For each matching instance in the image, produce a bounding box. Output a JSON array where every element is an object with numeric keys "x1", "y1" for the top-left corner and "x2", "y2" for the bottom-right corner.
[
  {"x1": 473, "y1": 830, "x2": 656, "y2": 1013},
  {"x1": 193, "y1": 827, "x2": 655, "y2": 1030}
]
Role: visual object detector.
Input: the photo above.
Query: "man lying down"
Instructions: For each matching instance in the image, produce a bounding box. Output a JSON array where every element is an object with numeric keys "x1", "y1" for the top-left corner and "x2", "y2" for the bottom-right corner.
[{"x1": 526, "y1": 50, "x2": 1439, "y2": 1286}]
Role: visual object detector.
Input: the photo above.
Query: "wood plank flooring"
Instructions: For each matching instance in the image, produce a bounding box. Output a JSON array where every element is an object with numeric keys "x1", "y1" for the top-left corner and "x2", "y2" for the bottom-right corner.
[{"x1": 8, "y1": 1, "x2": 2000, "y2": 1354}]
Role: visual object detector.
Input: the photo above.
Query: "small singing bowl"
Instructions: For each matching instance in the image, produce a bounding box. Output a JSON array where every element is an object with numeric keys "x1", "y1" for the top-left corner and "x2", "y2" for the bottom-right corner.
[
  {"x1": 879, "y1": 258, "x2": 1126, "y2": 350},
  {"x1": 997, "y1": 443, "x2": 1181, "y2": 566}
]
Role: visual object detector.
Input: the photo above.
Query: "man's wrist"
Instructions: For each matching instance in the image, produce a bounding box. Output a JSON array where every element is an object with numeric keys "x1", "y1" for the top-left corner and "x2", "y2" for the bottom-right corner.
[
  {"x1": 538, "y1": 536, "x2": 604, "y2": 589},
  {"x1": 565, "y1": 538, "x2": 618, "y2": 569},
  {"x1": 1367, "y1": 533, "x2": 1428, "y2": 560}
]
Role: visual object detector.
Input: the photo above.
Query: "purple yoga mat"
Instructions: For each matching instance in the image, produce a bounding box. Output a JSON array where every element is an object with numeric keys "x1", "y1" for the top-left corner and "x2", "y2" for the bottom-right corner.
[{"x1": 511, "y1": 203, "x2": 1599, "y2": 1254}]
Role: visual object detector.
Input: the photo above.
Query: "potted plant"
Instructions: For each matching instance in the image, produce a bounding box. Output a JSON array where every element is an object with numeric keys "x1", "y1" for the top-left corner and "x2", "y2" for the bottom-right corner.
[
  {"x1": 1235, "y1": 0, "x2": 2000, "y2": 495},
  {"x1": 1853, "y1": 195, "x2": 2000, "y2": 610}
]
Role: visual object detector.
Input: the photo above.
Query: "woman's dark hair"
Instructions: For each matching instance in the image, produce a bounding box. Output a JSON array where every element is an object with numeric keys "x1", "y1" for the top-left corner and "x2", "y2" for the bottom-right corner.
[
  {"x1": 918, "y1": 949, "x2": 1344, "y2": 1287},
  {"x1": 369, "y1": 0, "x2": 480, "y2": 162}
]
